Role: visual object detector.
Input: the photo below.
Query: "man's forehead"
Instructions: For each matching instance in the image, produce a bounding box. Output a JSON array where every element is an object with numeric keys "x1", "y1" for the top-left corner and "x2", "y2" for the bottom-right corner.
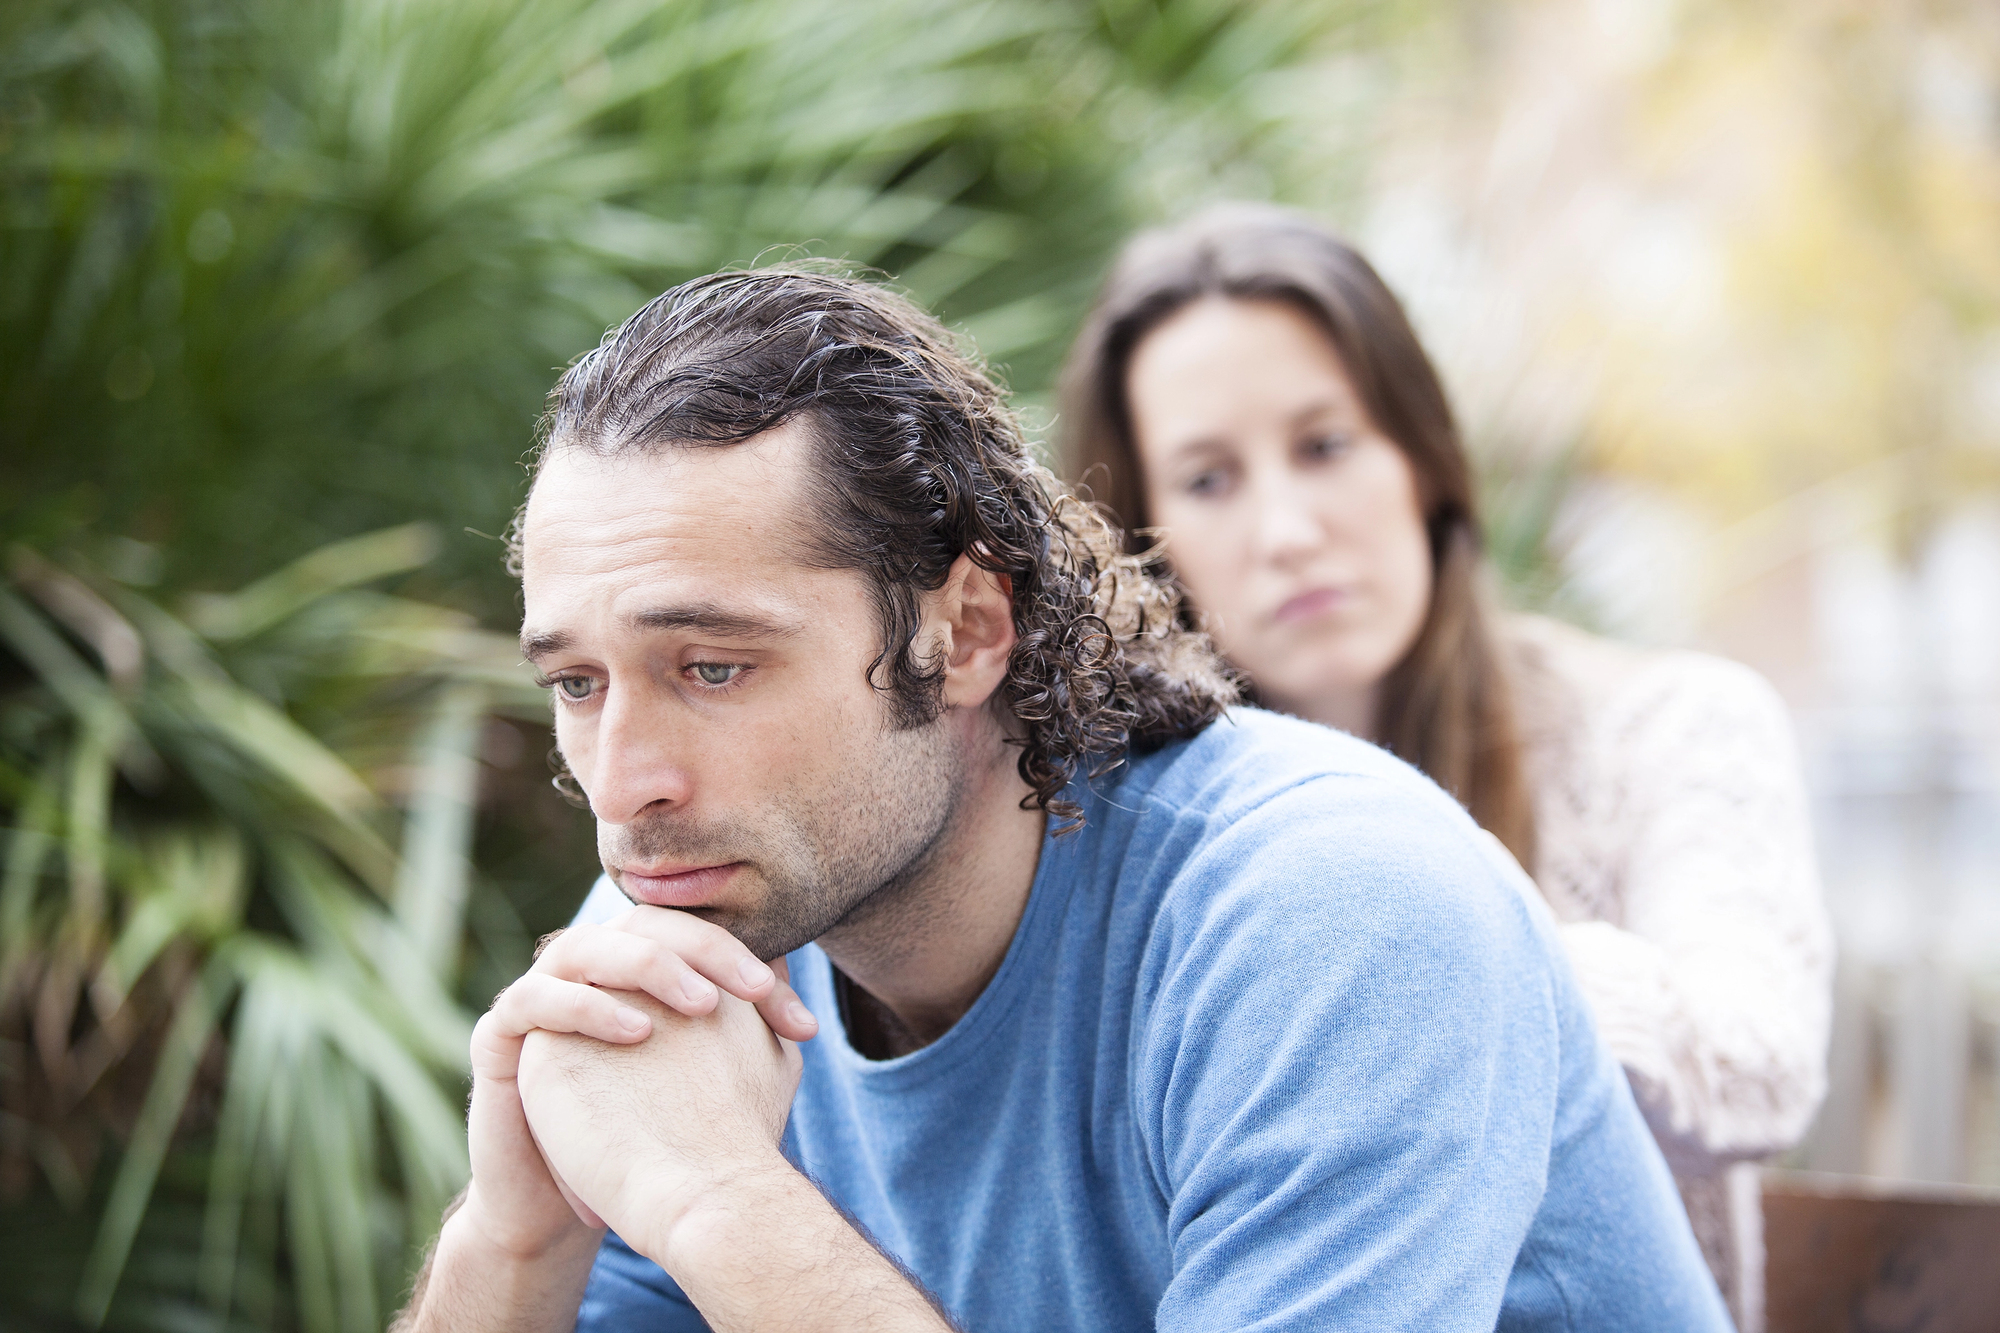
[
  {"x1": 527, "y1": 427, "x2": 815, "y2": 554},
  {"x1": 518, "y1": 426, "x2": 835, "y2": 624}
]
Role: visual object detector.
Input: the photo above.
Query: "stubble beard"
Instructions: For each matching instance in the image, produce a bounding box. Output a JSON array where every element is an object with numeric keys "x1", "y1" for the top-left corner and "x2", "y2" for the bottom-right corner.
[{"x1": 597, "y1": 712, "x2": 966, "y2": 961}]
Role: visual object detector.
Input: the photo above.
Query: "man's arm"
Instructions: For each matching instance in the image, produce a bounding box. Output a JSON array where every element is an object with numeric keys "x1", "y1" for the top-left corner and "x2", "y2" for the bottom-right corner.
[
  {"x1": 392, "y1": 907, "x2": 821, "y2": 1333},
  {"x1": 515, "y1": 986, "x2": 958, "y2": 1333},
  {"x1": 1135, "y1": 788, "x2": 1727, "y2": 1330},
  {"x1": 390, "y1": 1186, "x2": 603, "y2": 1333},
  {"x1": 387, "y1": 1191, "x2": 458, "y2": 1333}
]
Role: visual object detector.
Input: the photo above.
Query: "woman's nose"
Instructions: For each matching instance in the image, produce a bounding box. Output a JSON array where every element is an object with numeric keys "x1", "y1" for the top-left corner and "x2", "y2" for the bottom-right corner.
[{"x1": 1249, "y1": 476, "x2": 1327, "y2": 567}]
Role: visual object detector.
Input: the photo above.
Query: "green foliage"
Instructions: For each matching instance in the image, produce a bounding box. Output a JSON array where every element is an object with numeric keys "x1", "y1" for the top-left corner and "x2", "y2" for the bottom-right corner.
[
  {"x1": 0, "y1": 532, "x2": 540, "y2": 1331},
  {"x1": 1, "y1": 0, "x2": 1355, "y2": 619},
  {"x1": 0, "y1": 0, "x2": 1384, "y2": 1326},
  {"x1": 1476, "y1": 442, "x2": 1600, "y2": 627}
]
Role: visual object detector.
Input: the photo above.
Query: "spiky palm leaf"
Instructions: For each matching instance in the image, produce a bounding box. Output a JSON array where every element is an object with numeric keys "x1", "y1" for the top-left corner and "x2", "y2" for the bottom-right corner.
[
  {"x1": 2, "y1": 1, "x2": 1380, "y2": 1327},
  {"x1": 0, "y1": 531, "x2": 538, "y2": 1332},
  {"x1": 2, "y1": 0, "x2": 1362, "y2": 605}
]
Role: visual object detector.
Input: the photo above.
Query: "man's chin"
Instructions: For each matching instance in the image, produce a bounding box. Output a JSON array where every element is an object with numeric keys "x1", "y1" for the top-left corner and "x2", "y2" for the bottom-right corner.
[
  {"x1": 678, "y1": 903, "x2": 821, "y2": 964},
  {"x1": 607, "y1": 866, "x2": 827, "y2": 961}
]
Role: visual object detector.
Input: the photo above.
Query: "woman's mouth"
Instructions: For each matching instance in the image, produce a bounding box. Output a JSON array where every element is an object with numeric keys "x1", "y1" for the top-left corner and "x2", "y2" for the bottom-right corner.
[
  {"x1": 1273, "y1": 587, "x2": 1347, "y2": 624},
  {"x1": 615, "y1": 862, "x2": 744, "y2": 908}
]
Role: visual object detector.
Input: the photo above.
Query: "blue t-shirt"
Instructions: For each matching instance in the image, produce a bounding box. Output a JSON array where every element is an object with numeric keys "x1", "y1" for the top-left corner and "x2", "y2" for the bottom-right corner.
[{"x1": 568, "y1": 708, "x2": 1729, "y2": 1331}]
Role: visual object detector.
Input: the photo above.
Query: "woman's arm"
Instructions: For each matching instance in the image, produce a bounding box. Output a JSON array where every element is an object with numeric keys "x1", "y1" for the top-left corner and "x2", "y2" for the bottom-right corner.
[{"x1": 1549, "y1": 654, "x2": 1834, "y2": 1173}]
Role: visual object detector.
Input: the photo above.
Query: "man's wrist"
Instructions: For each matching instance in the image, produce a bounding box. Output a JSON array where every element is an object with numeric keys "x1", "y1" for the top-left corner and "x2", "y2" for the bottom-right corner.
[
  {"x1": 634, "y1": 1157, "x2": 955, "y2": 1332},
  {"x1": 401, "y1": 1194, "x2": 603, "y2": 1333},
  {"x1": 633, "y1": 1152, "x2": 811, "y2": 1276},
  {"x1": 452, "y1": 1181, "x2": 603, "y2": 1266}
]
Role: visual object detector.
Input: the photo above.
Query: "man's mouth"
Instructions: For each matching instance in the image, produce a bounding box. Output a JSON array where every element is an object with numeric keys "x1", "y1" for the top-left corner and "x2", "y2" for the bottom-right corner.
[{"x1": 615, "y1": 861, "x2": 745, "y2": 909}]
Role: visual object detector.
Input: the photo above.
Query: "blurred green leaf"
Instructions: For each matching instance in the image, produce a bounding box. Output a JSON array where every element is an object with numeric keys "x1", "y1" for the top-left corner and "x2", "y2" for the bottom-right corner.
[
  {"x1": 0, "y1": 0, "x2": 1388, "y2": 1326},
  {"x1": 1, "y1": 538, "x2": 509, "y2": 1329}
]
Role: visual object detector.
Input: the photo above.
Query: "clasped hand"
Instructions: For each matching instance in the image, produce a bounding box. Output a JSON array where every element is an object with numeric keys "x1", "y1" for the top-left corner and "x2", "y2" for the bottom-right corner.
[{"x1": 461, "y1": 905, "x2": 815, "y2": 1271}]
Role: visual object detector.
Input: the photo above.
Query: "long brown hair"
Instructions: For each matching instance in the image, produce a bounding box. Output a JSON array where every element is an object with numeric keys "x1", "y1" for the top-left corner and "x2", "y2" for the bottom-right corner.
[{"x1": 1056, "y1": 205, "x2": 1536, "y2": 867}]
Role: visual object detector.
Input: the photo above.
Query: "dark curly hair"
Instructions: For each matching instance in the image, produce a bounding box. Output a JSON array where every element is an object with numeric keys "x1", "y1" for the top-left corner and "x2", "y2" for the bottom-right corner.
[{"x1": 517, "y1": 267, "x2": 1236, "y2": 831}]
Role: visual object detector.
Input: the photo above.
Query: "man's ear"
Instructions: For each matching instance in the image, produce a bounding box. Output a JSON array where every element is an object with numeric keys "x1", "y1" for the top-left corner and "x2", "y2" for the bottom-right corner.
[{"x1": 934, "y1": 551, "x2": 1016, "y2": 710}]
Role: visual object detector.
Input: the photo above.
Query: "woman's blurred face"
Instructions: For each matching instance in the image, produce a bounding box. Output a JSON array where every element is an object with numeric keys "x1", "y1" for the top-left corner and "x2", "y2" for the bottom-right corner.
[{"x1": 1125, "y1": 297, "x2": 1433, "y2": 732}]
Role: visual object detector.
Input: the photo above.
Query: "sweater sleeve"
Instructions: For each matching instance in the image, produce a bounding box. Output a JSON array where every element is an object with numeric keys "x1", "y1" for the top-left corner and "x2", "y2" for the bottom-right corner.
[{"x1": 1552, "y1": 656, "x2": 1834, "y2": 1173}]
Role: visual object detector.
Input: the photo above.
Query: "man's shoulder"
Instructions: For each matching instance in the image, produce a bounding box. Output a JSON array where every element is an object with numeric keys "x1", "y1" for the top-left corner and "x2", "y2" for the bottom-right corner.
[
  {"x1": 1103, "y1": 707, "x2": 1501, "y2": 901},
  {"x1": 1088, "y1": 709, "x2": 1545, "y2": 987},
  {"x1": 1115, "y1": 706, "x2": 1460, "y2": 826}
]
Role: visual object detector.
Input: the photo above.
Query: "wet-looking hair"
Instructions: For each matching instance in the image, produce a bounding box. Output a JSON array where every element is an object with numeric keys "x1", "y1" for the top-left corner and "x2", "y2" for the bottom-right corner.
[
  {"x1": 1056, "y1": 205, "x2": 1535, "y2": 867},
  {"x1": 517, "y1": 266, "x2": 1237, "y2": 831}
]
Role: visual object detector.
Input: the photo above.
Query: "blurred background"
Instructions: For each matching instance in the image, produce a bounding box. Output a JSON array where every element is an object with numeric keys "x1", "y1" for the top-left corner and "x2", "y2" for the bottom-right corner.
[{"x1": 3, "y1": 0, "x2": 1997, "y2": 1328}]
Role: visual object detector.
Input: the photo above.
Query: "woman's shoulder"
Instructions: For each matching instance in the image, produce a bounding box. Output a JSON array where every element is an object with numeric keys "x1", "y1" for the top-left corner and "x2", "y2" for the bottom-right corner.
[
  {"x1": 1504, "y1": 612, "x2": 1784, "y2": 728},
  {"x1": 1504, "y1": 613, "x2": 1790, "y2": 747},
  {"x1": 1502, "y1": 616, "x2": 1811, "y2": 916}
]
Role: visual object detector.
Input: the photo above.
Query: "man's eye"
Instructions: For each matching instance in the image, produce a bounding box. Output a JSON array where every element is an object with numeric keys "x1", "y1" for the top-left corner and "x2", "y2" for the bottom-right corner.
[
  {"x1": 557, "y1": 676, "x2": 595, "y2": 701},
  {"x1": 690, "y1": 663, "x2": 743, "y2": 687}
]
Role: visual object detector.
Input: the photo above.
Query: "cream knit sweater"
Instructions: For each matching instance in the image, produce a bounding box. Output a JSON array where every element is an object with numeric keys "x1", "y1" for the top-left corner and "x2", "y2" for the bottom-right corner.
[{"x1": 1509, "y1": 616, "x2": 1834, "y2": 1333}]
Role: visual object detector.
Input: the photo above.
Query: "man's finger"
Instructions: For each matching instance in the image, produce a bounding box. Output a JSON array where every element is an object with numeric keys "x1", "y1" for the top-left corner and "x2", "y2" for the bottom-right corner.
[
  {"x1": 608, "y1": 906, "x2": 819, "y2": 1041},
  {"x1": 533, "y1": 926, "x2": 726, "y2": 1018},
  {"x1": 481, "y1": 972, "x2": 655, "y2": 1075},
  {"x1": 607, "y1": 906, "x2": 779, "y2": 997},
  {"x1": 753, "y1": 988, "x2": 820, "y2": 1044}
]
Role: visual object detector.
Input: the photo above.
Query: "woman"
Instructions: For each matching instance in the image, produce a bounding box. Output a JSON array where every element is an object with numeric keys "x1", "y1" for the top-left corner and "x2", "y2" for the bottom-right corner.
[{"x1": 1058, "y1": 204, "x2": 1832, "y2": 1333}]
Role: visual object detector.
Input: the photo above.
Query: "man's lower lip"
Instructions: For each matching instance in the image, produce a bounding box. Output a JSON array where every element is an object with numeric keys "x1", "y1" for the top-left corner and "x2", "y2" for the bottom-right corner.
[{"x1": 619, "y1": 863, "x2": 743, "y2": 908}]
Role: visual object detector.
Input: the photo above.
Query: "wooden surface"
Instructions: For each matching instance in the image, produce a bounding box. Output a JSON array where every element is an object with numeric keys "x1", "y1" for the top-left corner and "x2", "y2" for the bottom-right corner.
[{"x1": 1764, "y1": 1170, "x2": 2000, "y2": 1333}]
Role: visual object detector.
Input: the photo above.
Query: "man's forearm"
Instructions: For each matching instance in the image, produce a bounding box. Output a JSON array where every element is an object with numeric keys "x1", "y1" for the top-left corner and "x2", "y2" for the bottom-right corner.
[
  {"x1": 642, "y1": 1161, "x2": 958, "y2": 1333},
  {"x1": 394, "y1": 1189, "x2": 604, "y2": 1333}
]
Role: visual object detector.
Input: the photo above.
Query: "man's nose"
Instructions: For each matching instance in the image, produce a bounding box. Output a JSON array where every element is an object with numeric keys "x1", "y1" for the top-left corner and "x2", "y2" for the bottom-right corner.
[{"x1": 579, "y1": 684, "x2": 695, "y2": 824}]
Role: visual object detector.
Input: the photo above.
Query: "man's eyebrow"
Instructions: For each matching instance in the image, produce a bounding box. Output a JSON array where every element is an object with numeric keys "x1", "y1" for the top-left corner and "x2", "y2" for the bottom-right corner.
[
  {"x1": 629, "y1": 604, "x2": 803, "y2": 640},
  {"x1": 519, "y1": 605, "x2": 801, "y2": 663},
  {"x1": 520, "y1": 629, "x2": 573, "y2": 663}
]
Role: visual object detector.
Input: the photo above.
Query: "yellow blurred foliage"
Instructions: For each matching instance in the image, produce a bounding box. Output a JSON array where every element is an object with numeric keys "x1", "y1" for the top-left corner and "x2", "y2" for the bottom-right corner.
[{"x1": 1362, "y1": 0, "x2": 2000, "y2": 527}]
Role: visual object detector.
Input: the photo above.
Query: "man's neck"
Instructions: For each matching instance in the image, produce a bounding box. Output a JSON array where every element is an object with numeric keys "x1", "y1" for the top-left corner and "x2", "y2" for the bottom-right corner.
[{"x1": 814, "y1": 718, "x2": 1046, "y2": 1056}]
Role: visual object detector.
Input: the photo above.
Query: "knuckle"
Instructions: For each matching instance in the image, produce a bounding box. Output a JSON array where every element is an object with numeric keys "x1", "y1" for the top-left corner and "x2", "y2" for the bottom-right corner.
[
  {"x1": 627, "y1": 934, "x2": 670, "y2": 967},
  {"x1": 486, "y1": 980, "x2": 527, "y2": 1019}
]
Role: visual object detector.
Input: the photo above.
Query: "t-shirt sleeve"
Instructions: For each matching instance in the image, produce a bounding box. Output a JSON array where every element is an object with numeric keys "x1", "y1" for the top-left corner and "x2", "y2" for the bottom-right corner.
[
  {"x1": 1134, "y1": 774, "x2": 1726, "y2": 1331},
  {"x1": 1131, "y1": 782, "x2": 1566, "y2": 1331}
]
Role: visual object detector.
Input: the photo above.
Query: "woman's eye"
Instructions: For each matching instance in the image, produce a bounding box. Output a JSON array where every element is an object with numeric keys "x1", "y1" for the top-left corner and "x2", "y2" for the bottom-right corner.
[
  {"x1": 690, "y1": 663, "x2": 743, "y2": 687},
  {"x1": 1302, "y1": 433, "x2": 1351, "y2": 462},
  {"x1": 1186, "y1": 469, "x2": 1229, "y2": 497},
  {"x1": 557, "y1": 676, "x2": 595, "y2": 701}
]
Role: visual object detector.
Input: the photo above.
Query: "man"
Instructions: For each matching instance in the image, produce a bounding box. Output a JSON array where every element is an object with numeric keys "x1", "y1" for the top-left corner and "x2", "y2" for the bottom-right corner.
[{"x1": 396, "y1": 269, "x2": 1730, "y2": 1332}]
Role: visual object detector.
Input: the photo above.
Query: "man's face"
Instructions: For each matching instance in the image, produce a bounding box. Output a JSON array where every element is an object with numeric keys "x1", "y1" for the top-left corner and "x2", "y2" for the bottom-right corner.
[{"x1": 518, "y1": 422, "x2": 964, "y2": 960}]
